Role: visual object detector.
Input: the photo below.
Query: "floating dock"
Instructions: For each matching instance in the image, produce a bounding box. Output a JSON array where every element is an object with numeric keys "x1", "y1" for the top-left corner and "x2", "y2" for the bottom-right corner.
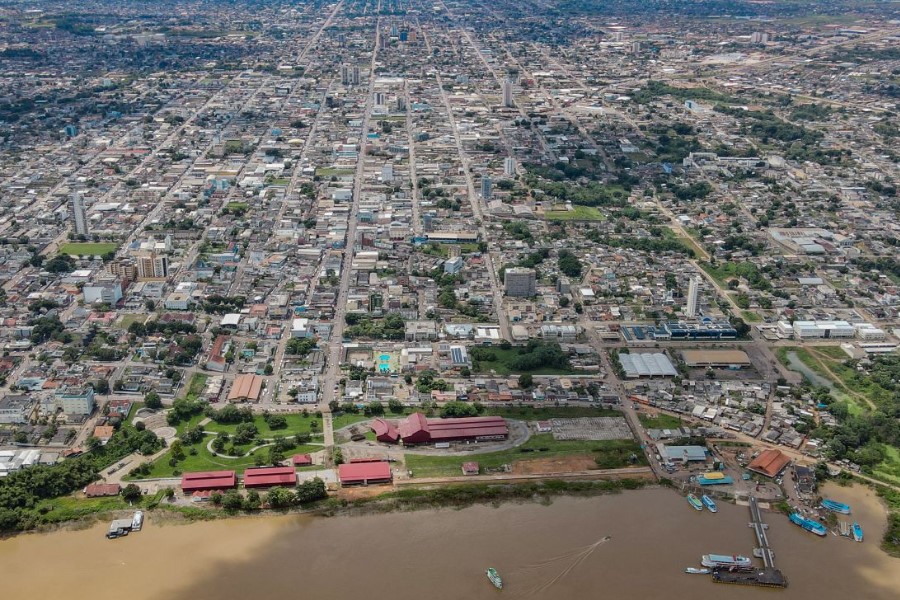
[
  {"x1": 714, "y1": 496, "x2": 787, "y2": 589},
  {"x1": 713, "y1": 567, "x2": 788, "y2": 588}
]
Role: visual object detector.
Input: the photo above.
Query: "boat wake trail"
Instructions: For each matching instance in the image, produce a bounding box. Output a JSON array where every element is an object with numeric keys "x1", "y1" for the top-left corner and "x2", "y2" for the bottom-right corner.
[{"x1": 523, "y1": 536, "x2": 611, "y2": 597}]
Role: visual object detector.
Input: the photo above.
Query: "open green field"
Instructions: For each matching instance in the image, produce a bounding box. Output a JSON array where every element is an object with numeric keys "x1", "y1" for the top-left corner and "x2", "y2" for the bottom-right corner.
[
  {"x1": 203, "y1": 413, "x2": 323, "y2": 438},
  {"x1": 638, "y1": 413, "x2": 682, "y2": 429},
  {"x1": 404, "y1": 434, "x2": 645, "y2": 478},
  {"x1": 135, "y1": 437, "x2": 323, "y2": 479},
  {"x1": 741, "y1": 310, "x2": 762, "y2": 323},
  {"x1": 59, "y1": 242, "x2": 118, "y2": 256},
  {"x1": 185, "y1": 373, "x2": 208, "y2": 398},
  {"x1": 225, "y1": 201, "x2": 248, "y2": 211},
  {"x1": 35, "y1": 495, "x2": 131, "y2": 524},
  {"x1": 315, "y1": 167, "x2": 354, "y2": 177},
  {"x1": 545, "y1": 206, "x2": 606, "y2": 221},
  {"x1": 873, "y1": 445, "x2": 900, "y2": 487},
  {"x1": 472, "y1": 347, "x2": 583, "y2": 376},
  {"x1": 332, "y1": 413, "x2": 373, "y2": 430},
  {"x1": 116, "y1": 314, "x2": 147, "y2": 330}
]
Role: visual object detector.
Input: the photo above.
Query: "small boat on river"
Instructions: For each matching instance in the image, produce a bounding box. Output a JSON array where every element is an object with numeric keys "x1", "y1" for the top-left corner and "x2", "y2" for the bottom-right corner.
[{"x1": 486, "y1": 567, "x2": 503, "y2": 589}]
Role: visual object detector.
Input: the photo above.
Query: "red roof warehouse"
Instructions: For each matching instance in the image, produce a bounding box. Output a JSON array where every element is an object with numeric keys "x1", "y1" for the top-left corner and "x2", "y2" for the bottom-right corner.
[
  {"x1": 338, "y1": 461, "x2": 393, "y2": 486},
  {"x1": 393, "y1": 413, "x2": 508, "y2": 445},
  {"x1": 181, "y1": 470, "x2": 238, "y2": 493},
  {"x1": 747, "y1": 449, "x2": 791, "y2": 478},
  {"x1": 243, "y1": 466, "x2": 297, "y2": 488}
]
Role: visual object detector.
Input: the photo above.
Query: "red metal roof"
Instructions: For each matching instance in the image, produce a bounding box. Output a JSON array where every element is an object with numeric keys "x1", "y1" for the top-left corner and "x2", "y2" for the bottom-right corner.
[
  {"x1": 371, "y1": 417, "x2": 400, "y2": 443},
  {"x1": 292, "y1": 454, "x2": 313, "y2": 465},
  {"x1": 748, "y1": 449, "x2": 791, "y2": 478},
  {"x1": 338, "y1": 461, "x2": 392, "y2": 484},
  {"x1": 395, "y1": 413, "x2": 508, "y2": 444},
  {"x1": 243, "y1": 466, "x2": 296, "y2": 488},
  {"x1": 181, "y1": 470, "x2": 238, "y2": 492},
  {"x1": 84, "y1": 483, "x2": 121, "y2": 497}
]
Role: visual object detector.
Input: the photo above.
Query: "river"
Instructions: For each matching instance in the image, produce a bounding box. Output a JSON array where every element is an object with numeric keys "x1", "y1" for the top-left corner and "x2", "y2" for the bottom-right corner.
[{"x1": 0, "y1": 484, "x2": 896, "y2": 599}]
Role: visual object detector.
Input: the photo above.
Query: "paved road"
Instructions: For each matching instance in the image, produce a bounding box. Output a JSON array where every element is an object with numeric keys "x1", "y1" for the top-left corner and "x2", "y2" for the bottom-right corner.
[
  {"x1": 319, "y1": 4, "x2": 384, "y2": 452},
  {"x1": 419, "y1": 20, "x2": 511, "y2": 342}
]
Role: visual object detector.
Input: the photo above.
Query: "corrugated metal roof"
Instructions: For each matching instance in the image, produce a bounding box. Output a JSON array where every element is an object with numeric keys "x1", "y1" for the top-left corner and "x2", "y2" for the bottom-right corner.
[
  {"x1": 338, "y1": 461, "x2": 392, "y2": 483},
  {"x1": 619, "y1": 353, "x2": 677, "y2": 377}
]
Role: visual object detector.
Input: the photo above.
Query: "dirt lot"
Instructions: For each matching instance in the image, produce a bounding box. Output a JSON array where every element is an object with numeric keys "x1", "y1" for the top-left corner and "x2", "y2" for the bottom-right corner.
[
  {"x1": 336, "y1": 485, "x2": 393, "y2": 501},
  {"x1": 512, "y1": 454, "x2": 597, "y2": 475}
]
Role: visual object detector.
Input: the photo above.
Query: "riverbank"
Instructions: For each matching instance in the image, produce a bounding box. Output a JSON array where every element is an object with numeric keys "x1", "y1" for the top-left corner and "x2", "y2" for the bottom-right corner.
[
  {"x1": 0, "y1": 486, "x2": 896, "y2": 600},
  {"x1": 2, "y1": 477, "x2": 652, "y2": 538}
]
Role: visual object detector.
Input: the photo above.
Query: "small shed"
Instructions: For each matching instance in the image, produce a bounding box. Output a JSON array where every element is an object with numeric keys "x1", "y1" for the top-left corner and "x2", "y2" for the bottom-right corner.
[{"x1": 461, "y1": 462, "x2": 480, "y2": 476}]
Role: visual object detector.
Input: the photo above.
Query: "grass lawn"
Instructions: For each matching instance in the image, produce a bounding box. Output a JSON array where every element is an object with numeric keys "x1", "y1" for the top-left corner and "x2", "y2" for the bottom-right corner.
[
  {"x1": 36, "y1": 496, "x2": 131, "y2": 524},
  {"x1": 59, "y1": 242, "x2": 118, "y2": 256},
  {"x1": 332, "y1": 413, "x2": 373, "y2": 430},
  {"x1": 873, "y1": 445, "x2": 900, "y2": 487},
  {"x1": 545, "y1": 206, "x2": 606, "y2": 222},
  {"x1": 116, "y1": 314, "x2": 147, "y2": 330},
  {"x1": 225, "y1": 201, "x2": 248, "y2": 211},
  {"x1": 473, "y1": 347, "x2": 582, "y2": 376},
  {"x1": 202, "y1": 413, "x2": 323, "y2": 438},
  {"x1": 485, "y1": 406, "x2": 623, "y2": 420},
  {"x1": 134, "y1": 437, "x2": 323, "y2": 479},
  {"x1": 638, "y1": 413, "x2": 682, "y2": 429},
  {"x1": 315, "y1": 167, "x2": 354, "y2": 177},
  {"x1": 172, "y1": 412, "x2": 207, "y2": 435},
  {"x1": 741, "y1": 310, "x2": 762, "y2": 323},
  {"x1": 813, "y1": 346, "x2": 850, "y2": 360},
  {"x1": 405, "y1": 434, "x2": 645, "y2": 478},
  {"x1": 185, "y1": 373, "x2": 208, "y2": 398}
]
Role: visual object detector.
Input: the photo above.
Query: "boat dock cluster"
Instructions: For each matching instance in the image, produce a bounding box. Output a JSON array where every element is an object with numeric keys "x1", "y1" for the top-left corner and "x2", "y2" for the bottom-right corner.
[
  {"x1": 712, "y1": 496, "x2": 788, "y2": 589},
  {"x1": 688, "y1": 496, "x2": 788, "y2": 589},
  {"x1": 107, "y1": 511, "x2": 143, "y2": 540}
]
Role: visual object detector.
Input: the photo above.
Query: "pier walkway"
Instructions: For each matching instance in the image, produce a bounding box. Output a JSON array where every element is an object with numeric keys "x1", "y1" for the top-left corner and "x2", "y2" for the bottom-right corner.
[{"x1": 749, "y1": 496, "x2": 776, "y2": 568}]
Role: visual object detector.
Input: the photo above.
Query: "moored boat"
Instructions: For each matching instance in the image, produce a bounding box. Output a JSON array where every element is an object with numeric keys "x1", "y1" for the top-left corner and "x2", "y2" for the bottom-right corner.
[
  {"x1": 702, "y1": 495, "x2": 718, "y2": 513},
  {"x1": 131, "y1": 510, "x2": 144, "y2": 531},
  {"x1": 685, "y1": 567, "x2": 711, "y2": 575},
  {"x1": 789, "y1": 512, "x2": 827, "y2": 536},
  {"x1": 687, "y1": 494, "x2": 704, "y2": 511},
  {"x1": 821, "y1": 499, "x2": 851, "y2": 514},
  {"x1": 852, "y1": 522, "x2": 863, "y2": 543},
  {"x1": 486, "y1": 567, "x2": 502, "y2": 589},
  {"x1": 701, "y1": 554, "x2": 752, "y2": 569}
]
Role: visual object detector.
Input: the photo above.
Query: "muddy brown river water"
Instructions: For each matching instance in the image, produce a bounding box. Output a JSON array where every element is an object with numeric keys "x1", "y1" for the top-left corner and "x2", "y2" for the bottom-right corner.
[{"x1": 0, "y1": 484, "x2": 896, "y2": 600}]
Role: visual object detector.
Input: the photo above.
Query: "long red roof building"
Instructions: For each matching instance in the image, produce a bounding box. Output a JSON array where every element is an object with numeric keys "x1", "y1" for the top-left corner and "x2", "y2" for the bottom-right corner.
[
  {"x1": 373, "y1": 413, "x2": 508, "y2": 445},
  {"x1": 181, "y1": 470, "x2": 238, "y2": 493},
  {"x1": 338, "y1": 461, "x2": 393, "y2": 486},
  {"x1": 243, "y1": 466, "x2": 297, "y2": 488}
]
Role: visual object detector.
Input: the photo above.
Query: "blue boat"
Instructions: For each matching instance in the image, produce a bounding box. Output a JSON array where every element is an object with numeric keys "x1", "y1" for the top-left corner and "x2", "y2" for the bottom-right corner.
[
  {"x1": 701, "y1": 495, "x2": 718, "y2": 513},
  {"x1": 852, "y1": 522, "x2": 863, "y2": 543},
  {"x1": 789, "y1": 512, "x2": 828, "y2": 536},
  {"x1": 821, "y1": 499, "x2": 851, "y2": 515}
]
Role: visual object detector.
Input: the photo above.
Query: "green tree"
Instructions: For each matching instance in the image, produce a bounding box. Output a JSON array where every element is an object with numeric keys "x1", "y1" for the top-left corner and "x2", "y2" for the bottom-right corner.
[
  {"x1": 122, "y1": 483, "x2": 142, "y2": 503},
  {"x1": 144, "y1": 391, "x2": 163, "y2": 410},
  {"x1": 266, "y1": 487, "x2": 295, "y2": 509},
  {"x1": 388, "y1": 398, "x2": 404, "y2": 414},
  {"x1": 244, "y1": 490, "x2": 261, "y2": 510},
  {"x1": 519, "y1": 373, "x2": 534, "y2": 389},
  {"x1": 295, "y1": 477, "x2": 327, "y2": 504},
  {"x1": 221, "y1": 490, "x2": 244, "y2": 512}
]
